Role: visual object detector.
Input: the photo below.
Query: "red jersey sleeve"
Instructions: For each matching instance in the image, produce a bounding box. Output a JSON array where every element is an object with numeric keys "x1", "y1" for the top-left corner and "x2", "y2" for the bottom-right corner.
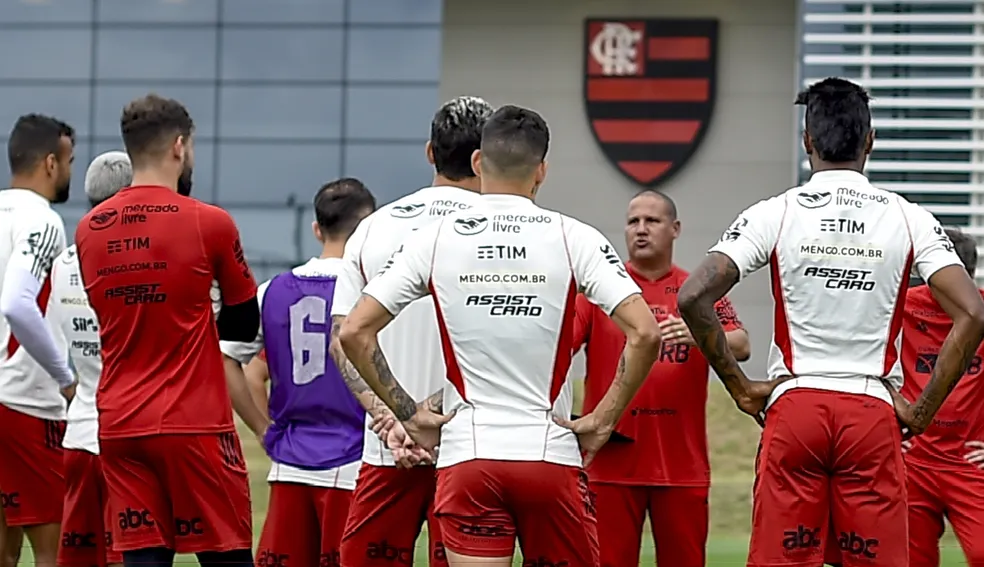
[
  {"x1": 200, "y1": 205, "x2": 257, "y2": 306},
  {"x1": 714, "y1": 297, "x2": 744, "y2": 332},
  {"x1": 572, "y1": 293, "x2": 593, "y2": 353}
]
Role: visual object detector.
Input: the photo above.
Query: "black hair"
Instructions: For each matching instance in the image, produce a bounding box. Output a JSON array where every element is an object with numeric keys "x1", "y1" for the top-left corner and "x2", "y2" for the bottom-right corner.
[
  {"x1": 7, "y1": 114, "x2": 75, "y2": 175},
  {"x1": 795, "y1": 77, "x2": 871, "y2": 163},
  {"x1": 314, "y1": 177, "x2": 376, "y2": 240},
  {"x1": 120, "y1": 93, "x2": 194, "y2": 167},
  {"x1": 631, "y1": 190, "x2": 678, "y2": 220},
  {"x1": 944, "y1": 227, "x2": 978, "y2": 276},
  {"x1": 430, "y1": 96, "x2": 494, "y2": 181},
  {"x1": 479, "y1": 105, "x2": 550, "y2": 179}
]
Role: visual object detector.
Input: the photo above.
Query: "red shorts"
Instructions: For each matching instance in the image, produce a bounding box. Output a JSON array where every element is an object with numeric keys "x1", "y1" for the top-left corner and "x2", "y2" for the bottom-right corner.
[
  {"x1": 0, "y1": 403, "x2": 65, "y2": 526},
  {"x1": 58, "y1": 449, "x2": 123, "y2": 567},
  {"x1": 256, "y1": 482, "x2": 351, "y2": 567},
  {"x1": 434, "y1": 459, "x2": 599, "y2": 566},
  {"x1": 749, "y1": 389, "x2": 907, "y2": 567},
  {"x1": 591, "y1": 483, "x2": 707, "y2": 567},
  {"x1": 340, "y1": 463, "x2": 445, "y2": 567},
  {"x1": 100, "y1": 433, "x2": 252, "y2": 554},
  {"x1": 906, "y1": 463, "x2": 984, "y2": 567}
]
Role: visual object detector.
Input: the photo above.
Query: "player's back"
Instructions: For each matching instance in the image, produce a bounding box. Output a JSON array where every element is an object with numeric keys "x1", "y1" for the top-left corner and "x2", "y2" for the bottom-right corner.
[
  {"x1": 260, "y1": 258, "x2": 365, "y2": 471},
  {"x1": 0, "y1": 188, "x2": 67, "y2": 418},
  {"x1": 76, "y1": 185, "x2": 244, "y2": 438},
  {"x1": 901, "y1": 285, "x2": 984, "y2": 467},
  {"x1": 761, "y1": 172, "x2": 954, "y2": 401}
]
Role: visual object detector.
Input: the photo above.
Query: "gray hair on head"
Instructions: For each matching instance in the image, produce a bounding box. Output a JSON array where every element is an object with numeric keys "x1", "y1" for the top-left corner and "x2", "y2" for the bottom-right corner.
[{"x1": 85, "y1": 150, "x2": 132, "y2": 207}]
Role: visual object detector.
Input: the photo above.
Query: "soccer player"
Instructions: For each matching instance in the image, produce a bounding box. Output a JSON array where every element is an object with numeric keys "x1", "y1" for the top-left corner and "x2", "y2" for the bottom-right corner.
[
  {"x1": 220, "y1": 178, "x2": 376, "y2": 567},
  {"x1": 49, "y1": 150, "x2": 132, "y2": 567},
  {"x1": 572, "y1": 190, "x2": 750, "y2": 567},
  {"x1": 677, "y1": 77, "x2": 984, "y2": 567},
  {"x1": 74, "y1": 94, "x2": 268, "y2": 567},
  {"x1": 0, "y1": 113, "x2": 77, "y2": 567},
  {"x1": 901, "y1": 227, "x2": 984, "y2": 567},
  {"x1": 338, "y1": 104, "x2": 662, "y2": 567},
  {"x1": 330, "y1": 95, "x2": 493, "y2": 567}
]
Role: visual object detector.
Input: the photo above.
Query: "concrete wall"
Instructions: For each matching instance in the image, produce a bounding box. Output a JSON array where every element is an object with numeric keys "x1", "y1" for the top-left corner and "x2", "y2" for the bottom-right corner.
[{"x1": 439, "y1": 0, "x2": 799, "y2": 377}]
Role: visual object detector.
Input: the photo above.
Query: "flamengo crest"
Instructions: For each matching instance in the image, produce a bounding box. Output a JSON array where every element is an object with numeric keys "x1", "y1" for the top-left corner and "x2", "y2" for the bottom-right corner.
[{"x1": 584, "y1": 18, "x2": 719, "y2": 187}]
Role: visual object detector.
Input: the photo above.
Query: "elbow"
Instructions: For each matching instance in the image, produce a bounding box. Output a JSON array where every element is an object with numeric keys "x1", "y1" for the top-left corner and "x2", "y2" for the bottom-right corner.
[
  {"x1": 676, "y1": 284, "x2": 701, "y2": 321},
  {"x1": 338, "y1": 318, "x2": 370, "y2": 361},
  {"x1": 628, "y1": 317, "x2": 662, "y2": 358},
  {"x1": 967, "y1": 303, "x2": 984, "y2": 336},
  {"x1": 733, "y1": 342, "x2": 751, "y2": 362}
]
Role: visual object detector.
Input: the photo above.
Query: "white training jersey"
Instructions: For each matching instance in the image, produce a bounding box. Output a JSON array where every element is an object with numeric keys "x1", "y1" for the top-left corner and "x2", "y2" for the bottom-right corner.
[
  {"x1": 332, "y1": 185, "x2": 482, "y2": 467},
  {"x1": 48, "y1": 245, "x2": 100, "y2": 453},
  {"x1": 709, "y1": 170, "x2": 962, "y2": 408},
  {"x1": 221, "y1": 257, "x2": 362, "y2": 489},
  {"x1": 363, "y1": 194, "x2": 641, "y2": 468},
  {"x1": 0, "y1": 189, "x2": 68, "y2": 420}
]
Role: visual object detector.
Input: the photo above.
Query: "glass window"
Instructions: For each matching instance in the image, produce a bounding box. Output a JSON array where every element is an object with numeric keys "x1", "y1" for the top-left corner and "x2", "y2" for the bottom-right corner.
[
  {"x1": 349, "y1": 0, "x2": 442, "y2": 24},
  {"x1": 343, "y1": 143, "x2": 430, "y2": 205},
  {"x1": 220, "y1": 0, "x2": 343, "y2": 24},
  {"x1": 0, "y1": 30, "x2": 92, "y2": 81},
  {"x1": 216, "y1": 142, "x2": 341, "y2": 204},
  {"x1": 219, "y1": 86, "x2": 341, "y2": 140},
  {"x1": 96, "y1": 29, "x2": 217, "y2": 81},
  {"x1": 346, "y1": 29, "x2": 441, "y2": 83},
  {"x1": 221, "y1": 29, "x2": 343, "y2": 82},
  {"x1": 97, "y1": 0, "x2": 218, "y2": 23},
  {"x1": 345, "y1": 86, "x2": 436, "y2": 142},
  {"x1": 94, "y1": 85, "x2": 216, "y2": 139},
  {"x1": 0, "y1": 0, "x2": 91, "y2": 23},
  {"x1": 56, "y1": 206, "x2": 92, "y2": 246},
  {"x1": 92, "y1": 139, "x2": 218, "y2": 204},
  {"x1": 225, "y1": 208, "x2": 301, "y2": 269},
  {"x1": 0, "y1": 86, "x2": 92, "y2": 138}
]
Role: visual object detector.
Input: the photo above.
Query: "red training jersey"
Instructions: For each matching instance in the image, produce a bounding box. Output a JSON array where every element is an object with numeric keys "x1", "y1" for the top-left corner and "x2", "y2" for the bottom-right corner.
[
  {"x1": 76, "y1": 186, "x2": 257, "y2": 438},
  {"x1": 900, "y1": 285, "x2": 984, "y2": 470},
  {"x1": 573, "y1": 263, "x2": 744, "y2": 486}
]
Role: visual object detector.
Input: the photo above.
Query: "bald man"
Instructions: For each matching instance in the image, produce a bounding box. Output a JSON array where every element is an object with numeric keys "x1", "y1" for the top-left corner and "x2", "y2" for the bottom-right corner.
[{"x1": 50, "y1": 151, "x2": 132, "y2": 567}]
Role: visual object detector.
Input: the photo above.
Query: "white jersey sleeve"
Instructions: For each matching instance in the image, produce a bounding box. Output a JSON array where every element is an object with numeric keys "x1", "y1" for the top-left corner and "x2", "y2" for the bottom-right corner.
[
  {"x1": 708, "y1": 195, "x2": 787, "y2": 280},
  {"x1": 331, "y1": 217, "x2": 372, "y2": 318},
  {"x1": 565, "y1": 219, "x2": 641, "y2": 314},
  {"x1": 220, "y1": 280, "x2": 269, "y2": 364},
  {"x1": 362, "y1": 222, "x2": 438, "y2": 316},
  {"x1": 8, "y1": 210, "x2": 65, "y2": 282},
  {"x1": 901, "y1": 200, "x2": 963, "y2": 281}
]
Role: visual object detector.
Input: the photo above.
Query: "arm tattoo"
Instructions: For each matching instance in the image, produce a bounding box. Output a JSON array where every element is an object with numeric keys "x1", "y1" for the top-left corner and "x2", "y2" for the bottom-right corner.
[
  {"x1": 913, "y1": 327, "x2": 980, "y2": 427},
  {"x1": 678, "y1": 253, "x2": 750, "y2": 398},
  {"x1": 370, "y1": 345, "x2": 417, "y2": 421},
  {"x1": 330, "y1": 316, "x2": 386, "y2": 413},
  {"x1": 418, "y1": 389, "x2": 444, "y2": 414}
]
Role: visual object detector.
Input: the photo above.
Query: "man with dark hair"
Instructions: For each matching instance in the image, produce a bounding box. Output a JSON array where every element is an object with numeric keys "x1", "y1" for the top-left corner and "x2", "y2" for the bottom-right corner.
[
  {"x1": 0, "y1": 112, "x2": 77, "y2": 567},
  {"x1": 49, "y1": 151, "x2": 132, "y2": 567},
  {"x1": 572, "y1": 189, "x2": 750, "y2": 567},
  {"x1": 330, "y1": 96, "x2": 493, "y2": 567},
  {"x1": 677, "y1": 77, "x2": 984, "y2": 567},
  {"x1": 75, "y1": 94, "x2": 268, "y2": 567},
  {"x1": 339, "y1": 104, "x2": 661, "y2": 566},
  {"x1": 221, "y1": 177, "x2": 375, "y2": 567}
]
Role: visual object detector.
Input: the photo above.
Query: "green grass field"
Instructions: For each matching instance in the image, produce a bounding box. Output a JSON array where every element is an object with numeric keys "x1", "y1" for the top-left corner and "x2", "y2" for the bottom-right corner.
[{"x1": 15, "y1": 382, "x2": 972, "y2": 565}]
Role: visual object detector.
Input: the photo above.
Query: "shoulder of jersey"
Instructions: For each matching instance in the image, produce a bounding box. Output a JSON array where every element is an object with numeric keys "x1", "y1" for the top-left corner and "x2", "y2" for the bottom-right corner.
[
  {"x1": 789, "y1": 182, "x2": 899, "y2": 211},
  {"x1": 385, "y1": 187, "x2": 478, "y2": 221}
]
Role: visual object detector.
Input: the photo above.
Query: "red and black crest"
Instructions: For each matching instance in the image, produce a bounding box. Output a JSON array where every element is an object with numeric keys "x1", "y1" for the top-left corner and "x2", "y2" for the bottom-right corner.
[{"x1": 584, "y1": 18, "x2": 719, "y2": 187}]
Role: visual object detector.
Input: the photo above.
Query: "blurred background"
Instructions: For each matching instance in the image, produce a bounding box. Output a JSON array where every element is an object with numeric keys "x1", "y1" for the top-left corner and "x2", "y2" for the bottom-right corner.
[{"x1": 1, "y1": 0, "x2": 979, "y2": 562}]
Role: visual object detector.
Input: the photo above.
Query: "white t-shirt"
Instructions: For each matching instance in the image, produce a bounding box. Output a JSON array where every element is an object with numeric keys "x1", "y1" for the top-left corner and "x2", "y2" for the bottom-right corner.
[
  {"x1": 332, "y1": 186, "x2": 483, "y2": 467},
  {"x1": 709, "y1": 170, "x2": 962, "y2": 408},
  {"x1": 363, "y1": 194, "x2": 641, "y2": 468},
  {"x1": 0, "y1": 189, "x2": 67, "y2": 420},
  {"x1": 221, "y1": 257, "x2": 361, "y2": 489},
  {"x1": 48, "y1": 245, "x2": 100, "y2": 453}
]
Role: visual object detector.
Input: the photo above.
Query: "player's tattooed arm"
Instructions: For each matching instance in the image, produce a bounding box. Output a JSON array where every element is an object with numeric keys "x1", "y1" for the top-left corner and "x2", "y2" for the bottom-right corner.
[
  {"x1": 418, "y1": 389, "x2": 444, "y2": 415},
  {"x1": 330, "y1": 315, "x2": 394, "y2": 419},
  {"x1": 369, "y1": 345, "x2": 418, "y2": 421},
  {"x1": 678, "y1": 253, "x2": 753, "y2": 400}
]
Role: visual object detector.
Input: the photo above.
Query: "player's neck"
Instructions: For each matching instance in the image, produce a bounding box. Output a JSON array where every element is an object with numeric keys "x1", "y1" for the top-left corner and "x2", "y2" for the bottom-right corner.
[
  {"x1": 810, "y1": 162, "x2": 865, "y2": 175},
  {"x1": 480, "y1": 178, "x2": 534, "y2": 199},
  {"x1": 630, "y1": 257, "x2": 672, "y2": 281},
  {"x1": 433, "y1": 174, "x2": 481, "y2": 193},
  {"x1": 8, "y1": 175, "x2": 54, "y2": 202},
  {"x1": 319, "y1": 241, "x2": 345, "y2": 260},
  {"x1": 130, "y1": 170, "x2": 178, "y2": 192}
]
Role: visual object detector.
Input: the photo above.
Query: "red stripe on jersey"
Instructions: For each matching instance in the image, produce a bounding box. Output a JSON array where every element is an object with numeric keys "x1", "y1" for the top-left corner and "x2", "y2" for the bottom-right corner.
[
  {"x1": 550, "y1": 277, "x2": 578, "y2": 404},
  {"x1": 429, "y1": 280, "x2": 466, "y2": 402},
  {"x1": 769, "y1": 251, "x2": 794, "y2": 373},
  {"x1": 883, "y1": 250, "x2": 914, "y2": 375},
  {"x1": 6, "y1": 275, "x2": 52, "y2": 358}
]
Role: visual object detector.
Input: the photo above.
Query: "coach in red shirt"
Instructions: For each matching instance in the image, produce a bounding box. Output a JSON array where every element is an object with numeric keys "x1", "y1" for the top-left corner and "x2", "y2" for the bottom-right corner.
[
  {"x1": 572, "y1": 190, "x2": 750, "y2": 567},
  {"x1": 75, "y1": 94, "x2": 268, "y2": 567}
]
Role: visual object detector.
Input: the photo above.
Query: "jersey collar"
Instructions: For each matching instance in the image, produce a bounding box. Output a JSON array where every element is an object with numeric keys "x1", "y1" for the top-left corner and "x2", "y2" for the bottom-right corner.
[
  {"x1": 807, "y1": 170, "x2": 868, "y2": 184},
  {"x1": 626, "y1": 262, "x2": 677, "y2": 284},
  {"x1": 4, "y1": 188, "x2": 51, "y2": 207}
]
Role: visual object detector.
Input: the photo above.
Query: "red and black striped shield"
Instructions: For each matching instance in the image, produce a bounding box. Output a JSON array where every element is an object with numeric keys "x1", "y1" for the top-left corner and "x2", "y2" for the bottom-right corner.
[{"x1": 584, "y1": 18, "x2": 719, "y2": 187}]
